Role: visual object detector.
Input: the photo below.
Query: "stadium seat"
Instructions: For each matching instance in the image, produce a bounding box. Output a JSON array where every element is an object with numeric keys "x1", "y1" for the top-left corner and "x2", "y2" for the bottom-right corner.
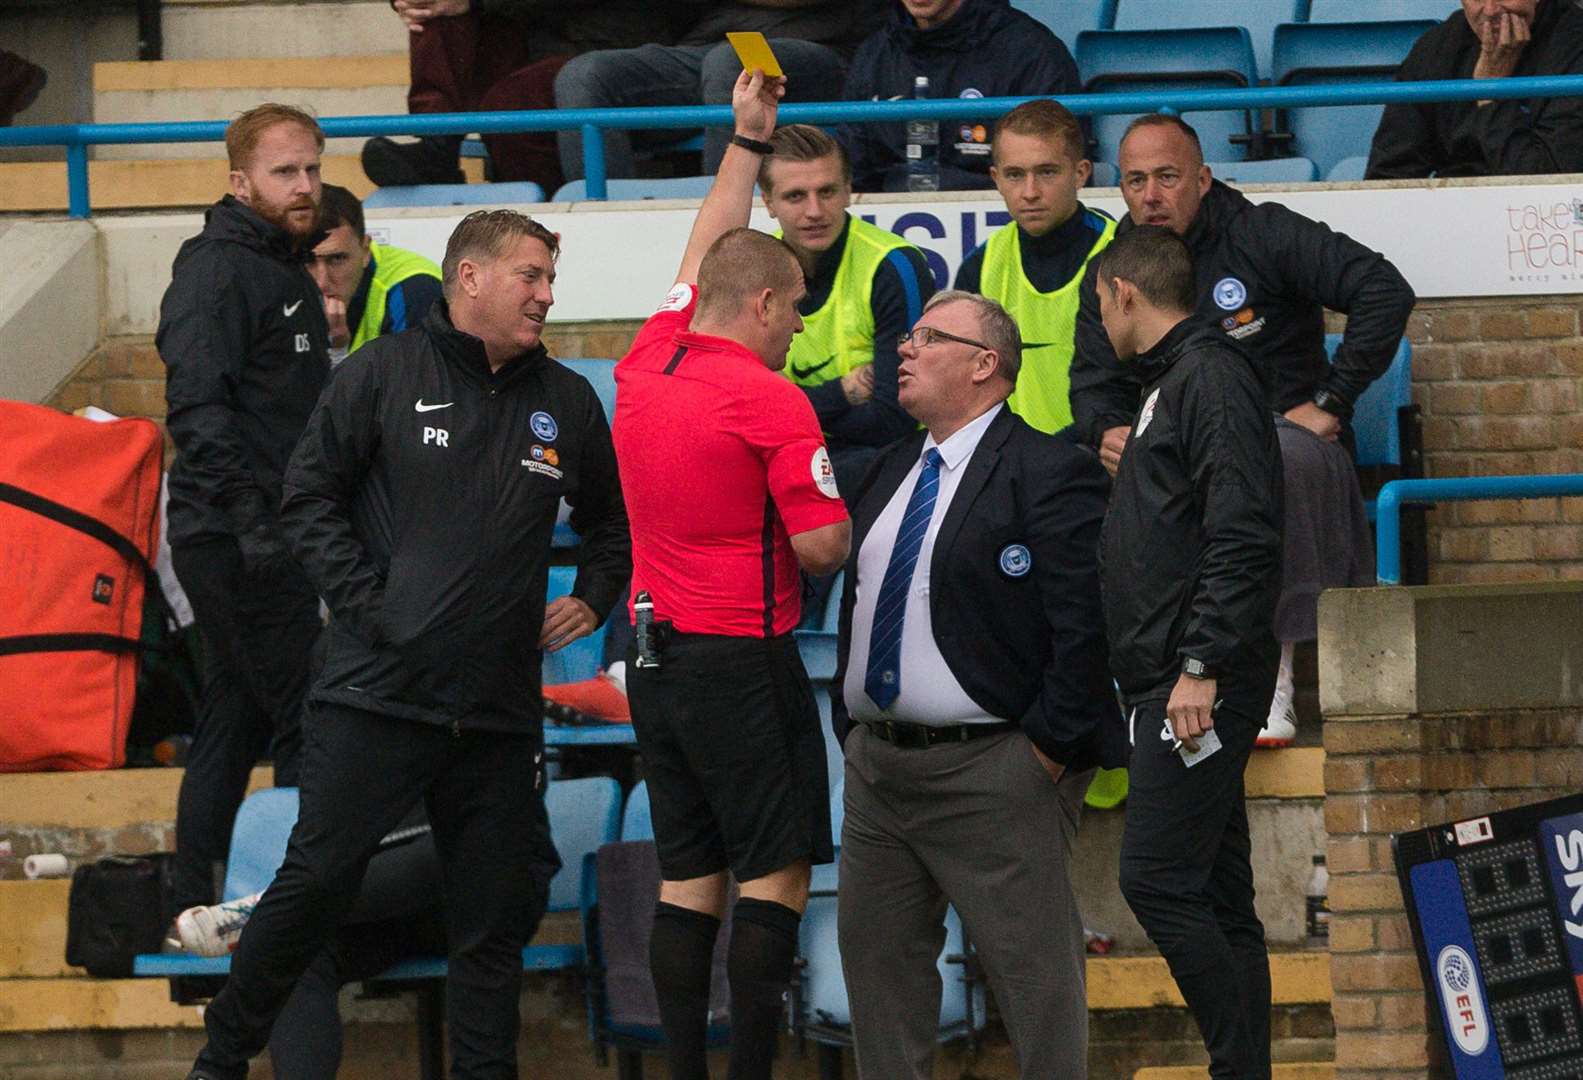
[
  {"x1": 1076, "y1": 28, "x2": 1261, "y2": 164},
  {"x1": 543, "y1": 565, "x2": 608, "y2": 684},
  {"x1": 552, "y1": 176, "x2": 716, "y2": 201},
  {"x1": 1327, "y1": 156, "x2": 1369, "y2": 181},
  {"x1": 560, "y1": 357, "x2": 617, "y2": 424},
  {"x1": 620, "y1": 781, "x2": 653, "y2": 842},
  {"x1": 544, "y1": 776, "x2": 623, "y2": 913},
  {"x1": 1009, "y1": 0, "x2": 1117, "y2": 46},
  {"x1": 1112, "y1": 0, "x2": 1305, "y2": 80},
  {"x1": 1089, "y1": 160, "x2": 1120, "y2": 186},
  {"x1": 223, "y1": 787, "x2": 298, "y2": 901},
  {"x1": 1307, "y1": 0, "x2": 1455, "y2": 22},
  {"x1": 1272, "y1": 20, "x2": 1437, "y2": 175},
  {"x1": 1210, "y1": 156, "x2": 1319, "y2": 183},
  {"x1": 362, "y1": 181, "x2": 545, "y2": 209}
]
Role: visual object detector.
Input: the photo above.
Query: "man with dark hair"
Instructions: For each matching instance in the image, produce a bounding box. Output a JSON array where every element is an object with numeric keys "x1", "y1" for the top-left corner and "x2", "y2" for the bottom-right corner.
[
  {"x1": 159, "y1": 102, "x2": 331, "y2": 921},
  {"x1": 613, "y1": 70, "x2": 852, "y2": 1080},
  {"x1": 956, "y1": 97, "x2": 1115, "y2": 434},
  {"x1": 840, "y1": 0, "x2": 1081, "y2": 192},
  {"x1": 307, "y1": 185, "x2": 442, "y2": 364},
  {"x1": 762, "y1": 122, "x2": 934, "y2": 495},
  {"x1": 832, "y1": 287, "x2": 1121, "y2": 1078},
  {"x1": 1072, "y1": 113, "x2": 1412, "y2": 746},
  {"x1": 182, "y1": 207, "x2": 631, "y2": 1080},
  {"x1": 1367, "y1": 0, "x2": 1583, "y2": 179},
  {"x1": 1094, "y1": 224, "x2": 1283, "y2": 1080}
]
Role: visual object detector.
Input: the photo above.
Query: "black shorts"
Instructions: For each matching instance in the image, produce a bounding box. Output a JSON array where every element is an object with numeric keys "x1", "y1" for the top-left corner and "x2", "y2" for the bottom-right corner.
[{"x1": 628, "y1": 631, "x2": 833, "y2": 882}]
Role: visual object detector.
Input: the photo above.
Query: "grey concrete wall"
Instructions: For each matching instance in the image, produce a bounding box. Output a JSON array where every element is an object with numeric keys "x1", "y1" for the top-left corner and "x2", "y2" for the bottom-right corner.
[{"x1": 0, "y1": 220, "x2": 100, "y2": 404}]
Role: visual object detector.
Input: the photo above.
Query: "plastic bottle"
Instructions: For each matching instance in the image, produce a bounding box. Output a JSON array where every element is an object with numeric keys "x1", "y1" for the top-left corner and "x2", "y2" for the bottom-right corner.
[
  {"x1": 905, "y1": 76, "x2": 939, "y2": 193},
  {"x1": 1306, "y1": 854, "x2": 1330, "y2": 946}
]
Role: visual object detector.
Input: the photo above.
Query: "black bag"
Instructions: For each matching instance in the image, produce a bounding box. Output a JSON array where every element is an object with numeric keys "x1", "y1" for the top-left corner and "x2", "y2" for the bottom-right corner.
[{"x1": 65, "y1": 853, "x2": 175, "y2": 977}]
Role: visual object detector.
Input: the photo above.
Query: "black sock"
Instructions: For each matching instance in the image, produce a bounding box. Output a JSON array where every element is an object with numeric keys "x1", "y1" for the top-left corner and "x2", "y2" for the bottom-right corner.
[
  {"x1": 649, "y1": 901, "x2": 721, "y2": 1080},
  {"x1": 725, "y1": 898, "x2": 801, "y2": 1080}
]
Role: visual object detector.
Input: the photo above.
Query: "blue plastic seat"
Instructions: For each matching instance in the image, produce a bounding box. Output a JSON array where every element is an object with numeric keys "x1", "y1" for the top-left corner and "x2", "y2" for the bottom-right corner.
[
  {"x1": 543, "y1": 565, "x2": 608, "y2": 684},
  {"x1": 224, "y1": 787, "x2": 298, "y2": 901},
  {"x1": 1009, "y1": 0, "x2": 1116, "y2": 46},
  {"x1": 544, "y1": 776, "x2": 623, "y2": 914},
  {"x1": 1308, "y1": 0, "x2": 1455, "y2": 22},
  {"x1": 1329, "y1": 334, "x2": 1414, "y2": 471},
  {"x1": 1112, "y1": 0, "x2": 1305, "y2": 80},
  {"x1": 1076, "y1": 27, "x2": 1260, "y2": 163},
  {"x1": 620, "y1": 781, "x2": 653, "y2": 842},
  {"x1": 552, "y1": 176, "x2": 716, "y2": 201},
  {"x1": 1210, "y1": 156, "x2": 1318, "y2": 184},
  {"x1": 1089, "y1": 160, "x2": 1119, "y2": 186},
  {"x1": 1272, "y1": 20, "x2": 1437, "y2": 175},
  {"x1": 1327, "y1": 155, "x2": 1369, "y2": 181},
  {"x1": 362, "y1": 181, "x2": 545, "y2": 209},
  {"x1": 560, "y1": 358, "x2": 617, "y2": 424}
]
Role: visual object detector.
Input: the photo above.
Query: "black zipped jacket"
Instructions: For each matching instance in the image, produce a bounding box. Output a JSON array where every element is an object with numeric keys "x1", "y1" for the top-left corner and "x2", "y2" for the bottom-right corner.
[
  {"x1": 1070, "y1": 181, "x2": 1415, "y2": 447},
  {"x1": 280, "y1": 303, "x2": 631, "y2": 734},
  {"x1": 1100, "y1": 321, "x2": 1283, "y2": 700},
  {"x1": 158, "y1": 195, "x2": 331, "y2": 546}
]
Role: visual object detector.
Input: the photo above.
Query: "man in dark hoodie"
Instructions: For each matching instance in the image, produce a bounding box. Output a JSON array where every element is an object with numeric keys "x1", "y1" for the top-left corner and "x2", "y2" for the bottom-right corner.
[
  {"x1": 157, "y1": 103, "x2": 332, "y2": 919},
  {"x1": 840, "y1": 0, "x2": 1080, "y2": 193},
  {"x1": 1367, "y1": 0, "x2": 1583, "y2": 179}
]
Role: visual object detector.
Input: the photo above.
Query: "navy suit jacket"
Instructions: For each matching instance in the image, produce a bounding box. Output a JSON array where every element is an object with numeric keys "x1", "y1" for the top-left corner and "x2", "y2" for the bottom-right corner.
[{"x1": 831, "y1": 405, "x2": 1126, "y2": 773}]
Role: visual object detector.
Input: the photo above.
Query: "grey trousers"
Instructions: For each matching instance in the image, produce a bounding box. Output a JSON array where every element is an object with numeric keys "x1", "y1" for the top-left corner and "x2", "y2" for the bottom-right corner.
[{"x1": 837, "y1": 725, "x2": 1094, "y2": 1079}]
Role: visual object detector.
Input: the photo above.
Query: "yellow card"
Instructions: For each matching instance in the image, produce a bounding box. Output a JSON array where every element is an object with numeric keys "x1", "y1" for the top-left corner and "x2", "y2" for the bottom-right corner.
[{"x1": 726, "y1": 32, "x2": 785, "y2": 78}]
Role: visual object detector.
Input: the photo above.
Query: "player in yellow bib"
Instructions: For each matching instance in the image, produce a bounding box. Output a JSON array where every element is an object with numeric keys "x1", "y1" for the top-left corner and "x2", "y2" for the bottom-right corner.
[
  {"x1": 307, "y1": 185, "x2": 442, "y2": 365},
  {"x1": 955, "y1": 99, "x2": 1115, "y2": 436},
  {"x1": 760, "y1": 125, "x2": 935, "y2": 498}
]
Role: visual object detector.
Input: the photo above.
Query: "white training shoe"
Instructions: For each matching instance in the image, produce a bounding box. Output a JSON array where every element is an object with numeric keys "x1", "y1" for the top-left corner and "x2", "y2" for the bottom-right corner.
[
  {"x1": 173, "y1": 891, "x2": 262, "y2": 957},
  {"x1": 1258, "y1": 701, "x2": 1297, "y2": 748}
]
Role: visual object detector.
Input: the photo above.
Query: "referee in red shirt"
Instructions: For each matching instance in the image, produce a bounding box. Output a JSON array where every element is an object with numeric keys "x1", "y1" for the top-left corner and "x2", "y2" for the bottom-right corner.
[{"x1": 613, "y1": 68, "x2": 851, "y2": 1080}]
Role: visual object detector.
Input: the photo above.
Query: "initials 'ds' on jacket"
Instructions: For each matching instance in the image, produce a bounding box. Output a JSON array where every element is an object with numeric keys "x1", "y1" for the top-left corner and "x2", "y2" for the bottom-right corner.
[{"x1": 281, "y1": 303, "x2": 631, "y2": 734}]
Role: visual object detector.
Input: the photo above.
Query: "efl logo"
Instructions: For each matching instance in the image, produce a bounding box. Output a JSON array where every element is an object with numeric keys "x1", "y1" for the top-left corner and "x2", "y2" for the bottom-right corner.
[{"x1": 1436, "y1": 945, "x2": 1490, "y2": 1056}]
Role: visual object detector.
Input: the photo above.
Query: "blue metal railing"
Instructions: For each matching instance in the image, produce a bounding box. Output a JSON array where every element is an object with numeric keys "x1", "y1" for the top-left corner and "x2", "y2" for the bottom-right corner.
[
  {"x1": 4, "y1": 74, "x2": 1583, "y2": 216},
  {"x1": 1376, "y1": 475, "x2": 1583, "y2": 585}
]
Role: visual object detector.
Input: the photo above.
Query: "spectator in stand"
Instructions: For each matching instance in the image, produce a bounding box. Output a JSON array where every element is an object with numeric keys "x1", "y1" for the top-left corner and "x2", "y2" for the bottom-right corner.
[
  {"x1": 761, "y1": 123, "x2": 934, "y2": 497},
  {"x1": 956, "y1": 99, "x2": 1115, "y2": 434},
  {"x1": 840, "y1": 0, "x2": 1080, "y2": 193},
  {"x1": 0, "y1": 50, "x2": 45, "y2": 126},
  {"x1": 1070, "y1": 116, "x2": 1413, "y2": 747},
  {"x1": 1366, "y1": 0, "x2": 1583, "y2": 179},
  {"x1": 554, "y1": 1, "x2": 884, "y2": 182},
  {"x1": 306, "y1": 185, "x2": 442, "y2": 366},
  {"x1": 362, "y1": 0, "x2": 670, "y2": 193}
]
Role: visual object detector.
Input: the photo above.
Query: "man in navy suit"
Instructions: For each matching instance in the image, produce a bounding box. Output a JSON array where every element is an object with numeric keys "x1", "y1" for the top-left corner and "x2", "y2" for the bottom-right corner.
[{"x1": 830, "y1": 289, "x2": 1124, "y2": 1079}]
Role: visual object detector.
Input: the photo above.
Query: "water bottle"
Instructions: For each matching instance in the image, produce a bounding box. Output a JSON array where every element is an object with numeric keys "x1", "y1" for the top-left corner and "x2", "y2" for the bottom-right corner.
[
  {"x1": 905, "y1": 76, "x2": 939, "y2": 193},
  {"x1": 1305, "y1": 854, "x2": 1330, "y2": 946}
]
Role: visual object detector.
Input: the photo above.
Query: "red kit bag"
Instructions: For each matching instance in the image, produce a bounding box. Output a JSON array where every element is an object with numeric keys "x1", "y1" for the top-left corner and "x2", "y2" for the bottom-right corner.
[{"x1": 0, "y1": 401, "x2": 162, "y2": 770}]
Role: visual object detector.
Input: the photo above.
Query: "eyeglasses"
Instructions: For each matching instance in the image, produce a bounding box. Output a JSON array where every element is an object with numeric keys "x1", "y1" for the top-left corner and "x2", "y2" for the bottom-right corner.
[{"x1": 896, "y1": 326, "x2": 990, "y2": 352}]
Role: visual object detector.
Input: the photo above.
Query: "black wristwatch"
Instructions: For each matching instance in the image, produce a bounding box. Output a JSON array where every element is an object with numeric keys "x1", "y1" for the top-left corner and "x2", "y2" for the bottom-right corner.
[
  {"x1": 1311, "y1": 388, "x2": 1349, "y2": 419},
  {"x1": 1181, "y1": 657, "x2": 1215, "y2": 680},
  {"x1": 730, "y1": 133, "x2": 775, "y2": 155}
]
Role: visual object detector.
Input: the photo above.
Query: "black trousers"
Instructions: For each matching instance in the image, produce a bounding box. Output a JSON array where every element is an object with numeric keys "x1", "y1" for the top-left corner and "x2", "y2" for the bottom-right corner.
[
  {"x1": 194, "y1": 703, "x2": 560, "y2": 1080},
  {"x1": 1118, "y1": 679, "x2": 1274, "y2": 1080},
  {"x1": 170, "y1": 537, "x2": 321, "y2": 910}
]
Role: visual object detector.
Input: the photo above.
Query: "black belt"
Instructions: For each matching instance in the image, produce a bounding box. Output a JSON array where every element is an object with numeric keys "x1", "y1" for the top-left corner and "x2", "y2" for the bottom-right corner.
[{"x1": 861, "y1": 719, "x2": 1019, "y2": 749}]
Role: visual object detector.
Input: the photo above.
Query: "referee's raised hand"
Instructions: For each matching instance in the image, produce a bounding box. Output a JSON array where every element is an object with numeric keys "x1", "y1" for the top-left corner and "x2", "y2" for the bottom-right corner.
[{"x1": 733, "y1": 67, "x2": 785, "y2": 143}]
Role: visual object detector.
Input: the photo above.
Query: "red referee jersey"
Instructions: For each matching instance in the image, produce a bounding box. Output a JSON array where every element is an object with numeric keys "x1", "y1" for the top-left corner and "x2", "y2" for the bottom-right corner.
[{"x1": 613, "y1": 283, "x2": 848, "y2": 637}]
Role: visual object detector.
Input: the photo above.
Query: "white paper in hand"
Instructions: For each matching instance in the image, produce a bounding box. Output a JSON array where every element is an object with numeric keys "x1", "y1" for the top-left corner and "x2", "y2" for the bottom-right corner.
[{"x1": 1178, "y1": 728, "x2": 1223, "y2": 768}]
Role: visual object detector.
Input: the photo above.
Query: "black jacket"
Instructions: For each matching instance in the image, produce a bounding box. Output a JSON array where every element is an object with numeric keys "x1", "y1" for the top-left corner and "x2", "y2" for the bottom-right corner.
[
  {"x1": 1070, "y1": 182, "x2": 1416, "y2": 446},
  {"x1": 280, "y1": 303, "x2": 631, "y2": 735},
  {"x1": 1366, "y1": 0, "x2": 1583, "y2": 179},
  {"x1": 158, "y1": 195, "x2": 331, "y2": 546},
  {"x1": 840, "y1": 0, "x2": 1081, "y2": 192},
  {"x1": 1100, "y1": 322, "x2": 1282, "y2": 700},
  {"x1": 831, "y1": 407, "x2": 1125, "y2": 773}
]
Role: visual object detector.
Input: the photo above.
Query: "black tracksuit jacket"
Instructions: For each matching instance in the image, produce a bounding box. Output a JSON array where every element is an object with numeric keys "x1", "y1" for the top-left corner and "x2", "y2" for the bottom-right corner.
[
  {"x1": 157, "y1": 195, "x2": 331, "y2": 546},
  {"x1": 1100, "y1": 322, "x2": 1283, "y2": 700},
  {"x1": 280, "y1": 303, "x2": 631, "y2": 735},
  {"x1": 1070, "y1": 181, "x2": 1415, "y2": 447}
]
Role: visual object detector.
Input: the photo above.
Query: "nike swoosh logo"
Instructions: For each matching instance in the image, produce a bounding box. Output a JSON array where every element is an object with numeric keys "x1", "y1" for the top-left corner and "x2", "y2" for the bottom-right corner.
[
  {"x1": 283, "y1": 300, "x2": 303, "y2": 317},
  {"x1": 414, "y1": 400, "x2": 454, "y2": 413},
  {"x1": 790, "y1": 356, "x2": 836, "y2": 380}
]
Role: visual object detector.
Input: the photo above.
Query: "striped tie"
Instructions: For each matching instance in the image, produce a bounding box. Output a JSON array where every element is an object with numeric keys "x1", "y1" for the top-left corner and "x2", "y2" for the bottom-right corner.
[{"x1": 863, "y1": 449, "x2": 943, "y2": 710}]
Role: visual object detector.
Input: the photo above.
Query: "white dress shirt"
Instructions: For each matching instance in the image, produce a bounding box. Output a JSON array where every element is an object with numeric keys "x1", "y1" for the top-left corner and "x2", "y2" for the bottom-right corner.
[{"x1": 843, "y1": 403, "x2": 1005, "y2": 726}]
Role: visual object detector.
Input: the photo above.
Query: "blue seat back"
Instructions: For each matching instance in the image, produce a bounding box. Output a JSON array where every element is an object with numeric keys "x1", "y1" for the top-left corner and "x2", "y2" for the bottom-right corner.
[
  {"x1": 1076, "y1": 28, "x2": 1259, "y2": 163},
  {"x1": 1210, "y1": 157, "x2": 1318, "y2": 183},
  {"x1": 560, "y1": 358, "x2": 617, "y2": 425},
  {"x1": 1308, "y1": 0, "x2": 1455, "y2": 22},
  {"x1": 1113, "y1": 0, "x2": 1305, "y2": 79},
  {"x1": 621, "y1": 782, "x2": 654, "y2": 841},
  {"x1": 552, "y1": 177, "x2": 716, "y2": 201},
  {"x1": 1326, "y1": 334, "x2": 1412, "y2": 468},
  {"x1": 1089, "y1": 160, "x2": 1119, "y2": 187},
  {"x1": 543, "y1": 565, "x2": 607, "y2": 684},
  {"x1": 545, "y1": 776, "x2": 623, "y2": 912},
  {"x1": 1327, "y1": 155, "x2": 1368, "y2": 181},
  {"x1": 1009, "y1": 0, "x2": 1116, "y2": 46},
  {"x1": 1272, "y1": 21, "x2": 1437, "y2": 174},
  {"x1": 363, "y1": 181, "x2": 545, "y2": 209},
  {"x1": 223, "y1": 788, "x2": 299, "y2": 901}
]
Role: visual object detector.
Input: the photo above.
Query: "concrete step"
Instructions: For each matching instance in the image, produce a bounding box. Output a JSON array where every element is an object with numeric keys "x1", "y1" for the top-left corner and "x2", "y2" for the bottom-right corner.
[
  {"x1": 160, "y1": 2, "x2": 407, "y2": 62},
  {"x1": 93, "y1": 56, "x2": 410, "y2": 160},
  {"x1": 1136, "y1": 1065, "x2": 1335, "y2": 1080}
]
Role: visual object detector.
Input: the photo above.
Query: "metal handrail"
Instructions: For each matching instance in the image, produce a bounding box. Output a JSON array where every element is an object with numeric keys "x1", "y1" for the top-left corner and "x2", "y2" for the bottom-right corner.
[
  {"x1": 3, "y1": 73, "x2": 1583, "y2": 215},
  {"x1": 1375, "y1": 475, "x2": 1583, "y2": 585}
]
